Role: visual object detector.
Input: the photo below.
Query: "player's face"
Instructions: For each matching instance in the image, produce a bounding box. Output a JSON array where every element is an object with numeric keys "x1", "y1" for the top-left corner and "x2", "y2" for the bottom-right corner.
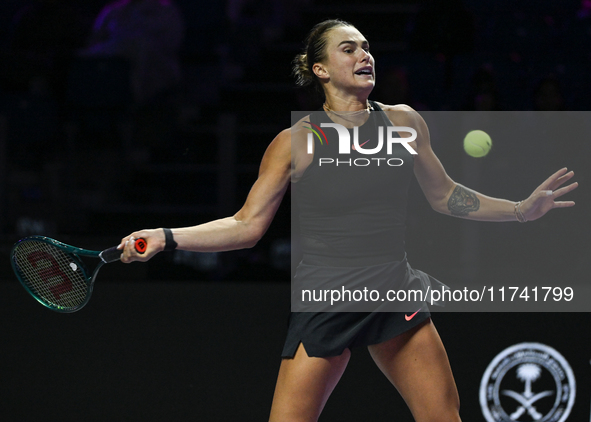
[{"x1": 319, "y1": 26, "x2": 375, "y2": 94}]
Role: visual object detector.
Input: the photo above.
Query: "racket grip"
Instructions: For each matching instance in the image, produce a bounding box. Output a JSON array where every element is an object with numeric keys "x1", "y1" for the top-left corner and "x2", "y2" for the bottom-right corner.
[
  {"x1": 100, "y1": 246, "x2": 124, "y2": 263},
  {"x1": 100, "y1": 238, "x2": 147, "y2": 263}
]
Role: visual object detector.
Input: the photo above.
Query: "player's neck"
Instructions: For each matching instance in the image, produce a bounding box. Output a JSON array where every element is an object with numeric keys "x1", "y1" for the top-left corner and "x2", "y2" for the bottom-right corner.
[{"x1": 323, "y1": 94, "x2": 372, "y2": 127}]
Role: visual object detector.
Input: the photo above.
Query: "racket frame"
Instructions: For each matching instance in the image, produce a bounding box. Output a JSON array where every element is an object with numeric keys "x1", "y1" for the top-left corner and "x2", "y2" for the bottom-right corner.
[{"x1": 11, "y1": 236, "x2": 118, "y2": 312}]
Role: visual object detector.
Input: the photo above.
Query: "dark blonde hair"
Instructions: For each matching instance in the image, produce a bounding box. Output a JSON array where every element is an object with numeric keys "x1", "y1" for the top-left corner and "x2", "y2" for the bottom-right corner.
[{"x1": 292, "y1": 19, "x2": 353, "y2": 93}]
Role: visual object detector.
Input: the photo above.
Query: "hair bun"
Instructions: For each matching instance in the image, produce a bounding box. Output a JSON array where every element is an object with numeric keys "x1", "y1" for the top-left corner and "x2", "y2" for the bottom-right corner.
[{"x1": 293, "y1": 52, "x2": 313, "y2": 87}]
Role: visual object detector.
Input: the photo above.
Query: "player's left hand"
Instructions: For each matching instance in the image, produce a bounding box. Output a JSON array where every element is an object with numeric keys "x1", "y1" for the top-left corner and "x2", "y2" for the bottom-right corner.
[{"x1": 520, "y1": 168, "x2": 578, "y2": 222}]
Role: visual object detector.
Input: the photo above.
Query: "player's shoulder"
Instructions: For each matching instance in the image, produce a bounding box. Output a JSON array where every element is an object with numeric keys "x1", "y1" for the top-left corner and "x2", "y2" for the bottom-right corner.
[
  {"x1": 374, "y1": 102, "x2": 420, "y2": 121},
  {"x1": 373, "y1": 102, "x2": 415, "y2": 112},
  {"x1": 265, "y1": 114, "x2": 312, "y2": 162},
  {"x1": 274, "y1": 114, "x2": 311, "y2": 144},
  {"x1": 374, "y1": 102, "x2": 427, "y2": 128}
]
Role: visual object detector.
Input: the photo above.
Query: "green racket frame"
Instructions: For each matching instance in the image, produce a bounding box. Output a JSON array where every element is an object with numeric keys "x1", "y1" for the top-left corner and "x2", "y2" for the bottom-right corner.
[{"x1": 11, "y1": 236, "x2": 126, "y2": 313}]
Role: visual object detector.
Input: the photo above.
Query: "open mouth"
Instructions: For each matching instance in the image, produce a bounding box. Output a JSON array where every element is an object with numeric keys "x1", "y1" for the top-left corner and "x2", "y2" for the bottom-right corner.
[{"x1": 355, "y1": 68, "x2": 373, "y2": 76}]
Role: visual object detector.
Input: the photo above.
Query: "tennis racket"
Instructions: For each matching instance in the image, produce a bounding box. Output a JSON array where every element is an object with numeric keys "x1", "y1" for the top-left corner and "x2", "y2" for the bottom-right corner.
[{"x1": 10, "y1": 236, "x2": 147, "y2": 313}]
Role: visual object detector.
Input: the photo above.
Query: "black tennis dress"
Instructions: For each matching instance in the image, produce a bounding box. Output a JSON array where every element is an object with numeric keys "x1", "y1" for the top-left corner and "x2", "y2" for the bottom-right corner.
[{"x1": 282, "y1": 101, "x2": 445, "y2": 358}]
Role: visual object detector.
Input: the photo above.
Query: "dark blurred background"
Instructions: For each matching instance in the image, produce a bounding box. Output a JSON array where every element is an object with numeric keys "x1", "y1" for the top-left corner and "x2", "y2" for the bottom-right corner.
[{"x1": 1, "y1": 0, "x2": 590, "y2": 420}]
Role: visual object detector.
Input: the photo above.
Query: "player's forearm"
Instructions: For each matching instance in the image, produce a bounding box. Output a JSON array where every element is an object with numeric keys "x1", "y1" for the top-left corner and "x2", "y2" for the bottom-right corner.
[
  {"x1": 435, "y1": 184, "x2": 518, "y2": 222},
  {"x1": 170, "y1": 216, "x2": 263, "y2": 252}
]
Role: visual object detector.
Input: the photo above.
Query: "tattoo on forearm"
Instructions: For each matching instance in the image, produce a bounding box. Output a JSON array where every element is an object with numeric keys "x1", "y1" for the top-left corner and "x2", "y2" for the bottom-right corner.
[{"x1": 447, "y1": 185, "x2": 480, "y2": 217}]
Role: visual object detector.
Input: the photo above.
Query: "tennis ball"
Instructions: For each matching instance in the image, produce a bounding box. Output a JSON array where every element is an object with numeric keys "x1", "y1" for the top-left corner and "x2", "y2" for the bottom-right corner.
[{"x1": 463, "y1": 130, "x2": 492, "y2": 157}]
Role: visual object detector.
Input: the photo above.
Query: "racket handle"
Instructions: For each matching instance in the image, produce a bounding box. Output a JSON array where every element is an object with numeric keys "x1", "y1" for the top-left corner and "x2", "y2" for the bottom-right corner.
[{"x1": 100, "y1": 238, "x2": 147, "y2": 263}]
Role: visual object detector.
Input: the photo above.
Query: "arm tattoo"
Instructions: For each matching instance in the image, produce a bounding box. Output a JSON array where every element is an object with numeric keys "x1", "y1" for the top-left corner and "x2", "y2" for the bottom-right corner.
[{"x1": 447, "y1": 185, "x2": 480, "y2": 217}]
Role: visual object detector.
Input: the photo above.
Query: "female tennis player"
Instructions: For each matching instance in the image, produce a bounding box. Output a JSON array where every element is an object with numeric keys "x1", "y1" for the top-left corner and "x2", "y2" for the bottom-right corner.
[{"x1": 119, "y1": 19, "x2": 577, "y2": 422}]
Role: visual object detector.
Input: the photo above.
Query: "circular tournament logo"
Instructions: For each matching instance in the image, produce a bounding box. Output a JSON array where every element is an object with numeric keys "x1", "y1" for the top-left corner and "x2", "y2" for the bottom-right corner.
[{"x1": 480, "y1": 343, "x2": 575, "y2": 422}]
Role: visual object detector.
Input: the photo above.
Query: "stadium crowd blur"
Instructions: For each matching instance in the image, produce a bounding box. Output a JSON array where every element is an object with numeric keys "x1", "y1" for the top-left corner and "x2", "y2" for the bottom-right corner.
[{"x1": 0, "y1": 0, "x2": 589, "y2": 280}]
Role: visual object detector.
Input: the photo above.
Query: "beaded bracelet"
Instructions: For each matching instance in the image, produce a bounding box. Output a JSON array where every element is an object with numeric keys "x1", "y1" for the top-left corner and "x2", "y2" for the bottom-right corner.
[{"x1": 514, "y1": 201, "x2": 527, "y2": 223}]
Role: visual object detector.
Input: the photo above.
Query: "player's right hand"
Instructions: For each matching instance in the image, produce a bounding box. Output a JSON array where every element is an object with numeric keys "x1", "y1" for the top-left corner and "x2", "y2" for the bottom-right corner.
[{"x1": 118, "y1": 228, "x2": 166, "y2": 263}]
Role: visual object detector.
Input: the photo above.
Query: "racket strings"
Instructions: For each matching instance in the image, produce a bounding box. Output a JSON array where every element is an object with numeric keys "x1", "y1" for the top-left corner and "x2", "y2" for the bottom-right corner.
[{"x1": 13, "y1": 240, "x2": 89, "y2": 310}]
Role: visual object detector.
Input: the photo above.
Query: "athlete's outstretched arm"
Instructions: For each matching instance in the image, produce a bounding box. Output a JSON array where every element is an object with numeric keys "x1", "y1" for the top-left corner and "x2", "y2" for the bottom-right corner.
[
  {"x1": 119, "y1": 129, "x2": 292, "y2": 262},
  {"x1": 380, "y1": 104, "x2": 578, "y2": 222}
]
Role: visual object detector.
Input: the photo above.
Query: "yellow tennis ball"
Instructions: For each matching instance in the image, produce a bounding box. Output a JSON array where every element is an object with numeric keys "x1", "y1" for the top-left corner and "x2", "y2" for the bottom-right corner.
[{"x1": 463, "y1": 130, "x2": 492, "y2": 157}]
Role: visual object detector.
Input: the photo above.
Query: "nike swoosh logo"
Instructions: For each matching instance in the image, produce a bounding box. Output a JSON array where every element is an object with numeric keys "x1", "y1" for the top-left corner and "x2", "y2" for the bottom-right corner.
[
  {"x1": 352, "y1": 139, "x2": 370, "y2": 151},
  {"x1": 405, "y1": 309, "x2": 421, "y2": 321}
]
